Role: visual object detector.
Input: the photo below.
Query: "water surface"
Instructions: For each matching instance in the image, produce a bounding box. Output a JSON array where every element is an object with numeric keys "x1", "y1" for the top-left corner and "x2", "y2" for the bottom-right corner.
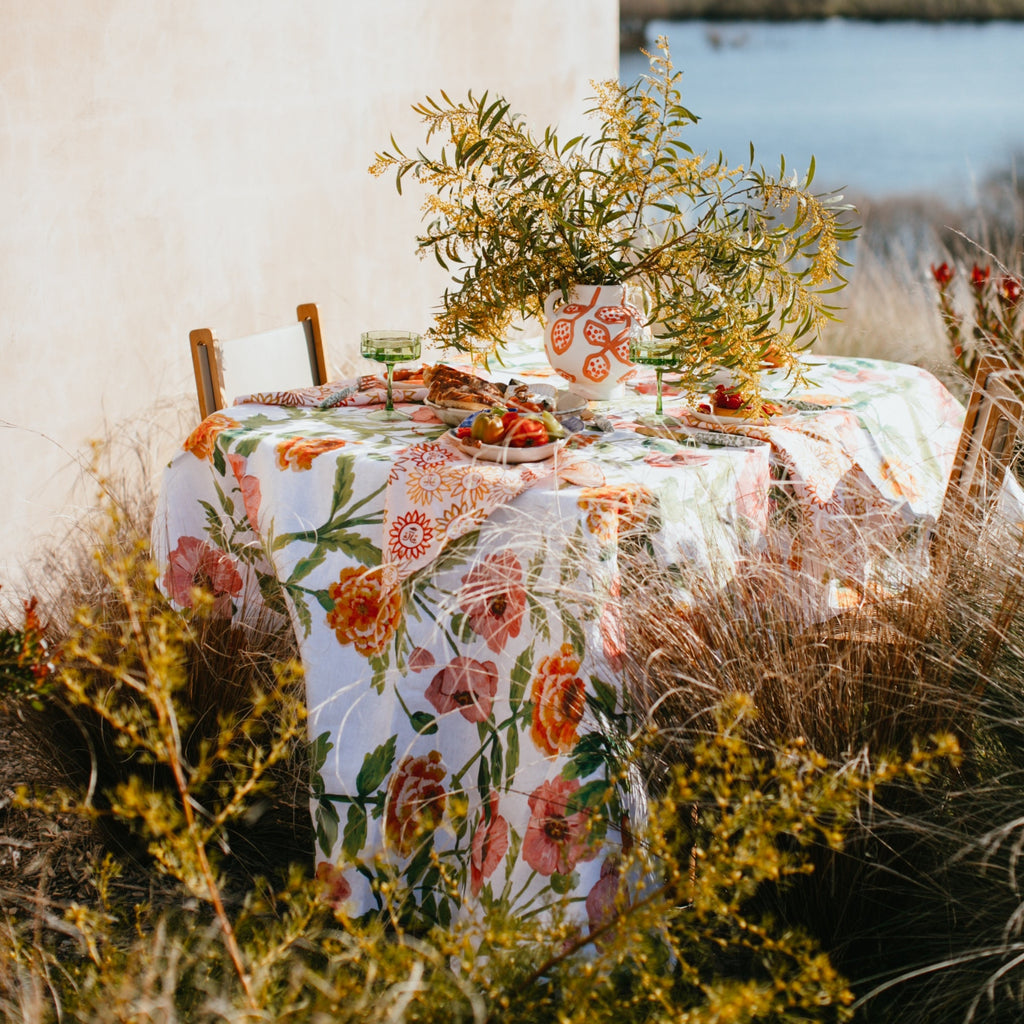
[{"x1": 620, "y1": 19, "x2": 1024, "y2": 199}]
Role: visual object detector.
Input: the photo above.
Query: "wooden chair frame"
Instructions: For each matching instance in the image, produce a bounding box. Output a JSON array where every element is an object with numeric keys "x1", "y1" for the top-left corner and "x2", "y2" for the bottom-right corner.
[
  {"x1": 189, "y1": 302, "x2": 328, "y2": 420},
  {"x1": 940, "y1": 357, "x2": 1024, "y2": 528}
]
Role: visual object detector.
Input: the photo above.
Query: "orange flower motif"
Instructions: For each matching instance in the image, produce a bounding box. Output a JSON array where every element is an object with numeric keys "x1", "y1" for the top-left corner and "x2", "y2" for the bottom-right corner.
[
  {"x1": 530, "y1": 643, "x2": 586, "y2": 757},
  {"x1": 577, "y1": 485, "x2": 652, "y2": 544},
  {"x1": 314, "y1": 861, "x2": 353, "y2": 911},
  {"x1": 878, "y1": 458, "x2": 922, "y2": 503},
  {"x1": 325, "y1": 566, "x2": 402, "y2": 658},
  {"x1": 404, "y1": 464, "x2": 451, "y2": 505},
  {"x1": 388, "y1": 509, "x2": 434, "y2": 562},
  {"x1": 384, "y1": 752, "x2": 447, "y2": 858},
  {"x1": 275, "y1": 436, "x2": 348, "y2": 471},
  {"x1": 183, "y1": 413, "x2": 239, "y2": 461}
]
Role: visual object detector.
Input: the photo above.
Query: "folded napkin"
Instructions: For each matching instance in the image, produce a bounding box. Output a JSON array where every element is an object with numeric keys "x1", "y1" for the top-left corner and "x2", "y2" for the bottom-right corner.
[
  {"x1": 234, "y1": 374, "x2": 429, "y2": 409},
  {"x1": 381, "y1": 435, "x2": 606, "y2": 580},
  {"x1": 381, "y1": 437, "x2": 557, "y2": 580}
]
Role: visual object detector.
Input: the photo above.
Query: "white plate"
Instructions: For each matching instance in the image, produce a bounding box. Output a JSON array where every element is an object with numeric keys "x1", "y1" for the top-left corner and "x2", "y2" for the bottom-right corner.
[
  {"x1": 428, "y1": 390, "x2": 587, "y2": 426},
  {"x1": 551, "y1": 389, "x2": 588, "y2": 419},
  {"x1": 500, "y1": 383, "x2": 588, "y2": 420},
  {"x1": 449, "y1": 431, "x2": 567, "y2": 463},
  {"x1": 690, "y1": 405, "x2": 798, "y2": 428},
  {"x1": 425, "y1": 399, "x2": 488, "y2": 426}
]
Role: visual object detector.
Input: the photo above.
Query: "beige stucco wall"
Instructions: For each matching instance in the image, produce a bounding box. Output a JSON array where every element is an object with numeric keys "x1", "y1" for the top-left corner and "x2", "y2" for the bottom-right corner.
[{"x1": 0, "y1": 0, "x2": 619, "y2": 598}]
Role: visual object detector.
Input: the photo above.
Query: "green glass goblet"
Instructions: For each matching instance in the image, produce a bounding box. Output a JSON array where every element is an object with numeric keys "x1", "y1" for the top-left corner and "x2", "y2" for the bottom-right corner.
[
  {"x1": 629, "y1": 334, "x2": 677, "y2": 417},
  {"x1": 360, "y1": 330, "x2": 422, "y2": 421}
]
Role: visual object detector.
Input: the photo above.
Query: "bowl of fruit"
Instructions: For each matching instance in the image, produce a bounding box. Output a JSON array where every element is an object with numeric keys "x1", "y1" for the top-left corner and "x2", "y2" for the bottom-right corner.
[
  {"x1": 693, "y1": 385, "x2": 797, "y2": 427},
  {"x1": 449, "y1": 407, "x2": 571, "y2": 463}
]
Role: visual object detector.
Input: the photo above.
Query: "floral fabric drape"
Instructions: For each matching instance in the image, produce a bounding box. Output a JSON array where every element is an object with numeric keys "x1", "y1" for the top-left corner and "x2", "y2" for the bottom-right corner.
[{"x1": 152, "y1": 354, "x2": 962, "y2": 930}]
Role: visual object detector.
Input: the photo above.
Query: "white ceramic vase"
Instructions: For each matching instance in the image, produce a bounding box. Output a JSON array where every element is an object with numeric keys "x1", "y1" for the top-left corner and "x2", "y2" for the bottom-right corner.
[{"x1": 542, "y1": 284, "x2": 640, "y2": 401}]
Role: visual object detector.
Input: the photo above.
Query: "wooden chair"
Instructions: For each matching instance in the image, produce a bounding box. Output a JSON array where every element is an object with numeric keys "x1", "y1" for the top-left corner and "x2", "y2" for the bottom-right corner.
[
  {"x1": 938, "y1": 356, "x2": 1024, "y2": 533},
  {"x1": 189, "y1": 302, "x2": 329, "y2": 419},
  {"x1": 800, "y1": 358, "x2": 1024, "y2": 685}
]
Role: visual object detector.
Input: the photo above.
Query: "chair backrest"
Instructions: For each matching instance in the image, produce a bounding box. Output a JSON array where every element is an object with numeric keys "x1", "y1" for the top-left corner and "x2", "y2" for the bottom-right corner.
[
  {"x1": 189, "y1": 302, "x2": 328, "y2": 419},
  {"x1": 941, "y1": 356, "x2": 1024, "y2": 521}
]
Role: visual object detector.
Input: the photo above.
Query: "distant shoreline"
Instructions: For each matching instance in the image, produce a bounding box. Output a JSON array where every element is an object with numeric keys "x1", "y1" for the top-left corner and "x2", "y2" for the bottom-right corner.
[
  {"x1": 620, "y1": 0, "x2": 1024, "y2": 19},
  {"x1": 619, "y1": 1, "x2": 1024, "y2": 52}
]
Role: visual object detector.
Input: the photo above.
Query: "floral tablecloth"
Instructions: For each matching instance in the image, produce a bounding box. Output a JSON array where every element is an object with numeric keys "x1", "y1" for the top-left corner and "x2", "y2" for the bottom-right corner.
[{"x1": 152, "y1": 353, "x2": 962, "y2": 931}]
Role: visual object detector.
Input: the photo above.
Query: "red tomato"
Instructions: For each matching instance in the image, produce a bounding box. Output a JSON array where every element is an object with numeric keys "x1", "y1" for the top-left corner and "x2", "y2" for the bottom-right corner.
[{"x1": 505, "y1": 417, "x2": 549, "y2": 448}]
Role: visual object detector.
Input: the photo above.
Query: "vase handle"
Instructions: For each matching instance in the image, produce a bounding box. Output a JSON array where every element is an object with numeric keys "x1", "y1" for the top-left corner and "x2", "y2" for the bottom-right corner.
[{"x1": 543, "y1": 289, "x2": 563, "y2": 320}]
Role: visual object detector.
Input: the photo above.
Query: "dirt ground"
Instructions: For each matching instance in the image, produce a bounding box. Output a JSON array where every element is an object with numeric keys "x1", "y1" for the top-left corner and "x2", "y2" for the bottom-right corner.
[{"x1": 0, "y1": 704, "x2": 107, "y2": 915}]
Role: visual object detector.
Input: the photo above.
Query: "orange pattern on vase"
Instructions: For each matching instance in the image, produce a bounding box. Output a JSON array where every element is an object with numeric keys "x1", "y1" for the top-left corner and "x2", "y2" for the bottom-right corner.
[
  {"x1": 543, "y1": 284, "x2": 640, "y2": 400},
  {"x1": 549, "y1": 288, "x2": 600, "y2": 355}
]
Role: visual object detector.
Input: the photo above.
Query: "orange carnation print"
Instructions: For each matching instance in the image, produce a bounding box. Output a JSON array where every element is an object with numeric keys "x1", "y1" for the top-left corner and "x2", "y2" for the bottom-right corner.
[
  {"x1": 276, "y1": 436, "x2": 348, "y2": 471},
  {"x1": 384, "y1": 752, "x2": 447, "y2": 858},
  {"x1": 183, "y1": 413, "x2": 239, "y2": 461},
  {"x1": 878, "y1": 458, "x2": 922, "y2": 502},
  {"x1": 326, "y1": 566, "x2": 402, "y2": 658},
  {"x1": 577, "y1": 485, "x2": 652, "y2": 544},
  {"x1": 530, "y1": 643, "x2": 586, "y2": 757}
]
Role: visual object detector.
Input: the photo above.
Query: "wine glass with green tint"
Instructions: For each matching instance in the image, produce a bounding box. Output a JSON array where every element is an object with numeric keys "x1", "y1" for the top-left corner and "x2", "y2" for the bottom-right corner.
[
  {"x1": 628, "y1": 330, "x2": 677, "y2": 417},
  {"x1": 360, "y1": 330, "x2": 422, "y2": 420}
]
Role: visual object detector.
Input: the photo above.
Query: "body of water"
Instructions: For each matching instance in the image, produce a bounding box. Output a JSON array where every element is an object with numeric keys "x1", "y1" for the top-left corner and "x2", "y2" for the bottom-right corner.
[{"x1": 620, "y1": 19, "x2": 1024, "y2": 200}]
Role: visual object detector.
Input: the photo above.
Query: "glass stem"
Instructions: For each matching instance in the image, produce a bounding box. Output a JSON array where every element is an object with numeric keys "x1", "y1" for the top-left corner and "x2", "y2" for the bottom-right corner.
[
  {"x1": 385, "y1": 363, "x2": 395, "y2": 414},
  {"x1": 655, "y1": 368, "x2": 664, "y2": 416}
]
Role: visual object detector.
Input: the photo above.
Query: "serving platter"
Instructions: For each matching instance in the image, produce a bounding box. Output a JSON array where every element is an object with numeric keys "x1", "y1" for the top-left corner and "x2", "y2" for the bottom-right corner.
[
  {"x1": 426, "y1": 387, "x2": 587, "y2": 427},
  {"x1": 425, "y1": 399, "x2": 478, "y2": 427},
  {"x1": 448, "y1": 430, "x2": 567, "y2": 463},
  {"x1": 690, "y1": 404, "x2": 799, "y2": 428},
  {"x1": 530, "y1": 385, "x2": 588, "y2": 419}
]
